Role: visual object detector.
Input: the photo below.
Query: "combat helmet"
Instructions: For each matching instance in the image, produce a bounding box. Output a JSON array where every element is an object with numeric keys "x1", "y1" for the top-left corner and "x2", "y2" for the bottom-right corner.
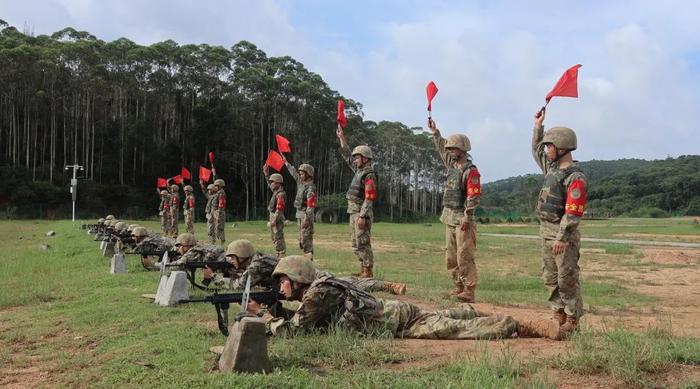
[
  {"x1": 171, "y1": 184, "x2": 179, "y2": 192},
  {"x1": 160, "y1": 190, "x2": 169, "y2": 196},
  {"x1": 184, "y1": 185, "x2": 193, "y2": 192},
  {"x1": 541, "y1": 127, "x2": 577, "y2": 150},
  {"x1": 298, "y1": 163, "x2": 314, "y2": 178},
  {"x1": 127, "y1": 224, "x2": 139, "y2": 232},
  {"x1": 214, "y1": 179, "x2": 225, "y2": 187},
  {"x1": 175, "y1": 233, "x2": 197, "y2": 247},
  {"x1": 105, "y1": 215, "x2": 115, "y2": 220},
  {"x1": 207, "y1": 184, "x2": 216, "y2": 191},
  {"x1": 445, "y1": 134, "x2": 471, "y2": 152},
  {"x1": 272, "y1": 255, "x2": 316, "y2": 284},
  {"x1": 114, "y1": 222, "x2": 127, "y2": 231},
  {"x1": 97, "y1": 218, "x2": 105, "y2": 224},
  {"x1": 268, "y1": 173, "x2": 284, "y2": 183},
  {"x1": 132, "y1": 227, "x2": 148, "y2": 237},
  {"x1": 351, "y1": 145, "x2": 373, "y2": 159},
  {"x1": 226, "y1": 239, "x2": 255, "y2": 259}
]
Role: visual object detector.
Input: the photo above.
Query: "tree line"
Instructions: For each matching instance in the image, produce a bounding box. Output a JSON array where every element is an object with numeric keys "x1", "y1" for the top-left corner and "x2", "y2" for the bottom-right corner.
[{"x1": 0, "y1": 22, "x2": 446, "y2": 221}]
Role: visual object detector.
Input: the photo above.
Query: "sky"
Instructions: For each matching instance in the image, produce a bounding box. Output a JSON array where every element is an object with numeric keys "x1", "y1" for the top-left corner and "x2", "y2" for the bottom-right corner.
[{"x1": 2, "y1": 0, "x2": 699, "y2": 182}]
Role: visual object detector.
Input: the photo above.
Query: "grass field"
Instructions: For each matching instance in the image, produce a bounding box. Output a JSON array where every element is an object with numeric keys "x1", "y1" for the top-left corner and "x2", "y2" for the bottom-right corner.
[{"x1": 1, "y1": 218, "x2": 699, "y2": 388}]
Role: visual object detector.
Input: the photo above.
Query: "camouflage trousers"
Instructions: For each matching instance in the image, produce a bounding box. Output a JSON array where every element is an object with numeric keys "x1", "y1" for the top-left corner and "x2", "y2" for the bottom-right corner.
[
  {"x1": 160, "y1": 212, "x2": 171, "y2": 235},
  {"x1": 214, "y1": 210, "x2": 226, "y2": 245},
  {"x1": 297, "y1": 215, "x2": 313, "y2": 255},
  {"x1": 170, "y1": 209, "x2": 179, "y2": 236},
  {"x1": 340, "y1": 276, "x2": 393, "y2": 294},
  {"x1": 349, "y1": 213, "x2": 374, "y2": 267},
  {"x1": 184, "y1": 210, "x2": 194, "y2": 234},
  {"x1": 270, "y1": 217, "x2": 286, "y2": 255},
  {"x1": 380, "y1": 300, "x2": 518, "y2": 339},
  {"x1": 206, "y1": 214, "x2": 216, "y2": 244},
  {"x1": 542, "y1": 231, "x2": 583, "y2": 318},
  {"x1": 445, "y1": 223, "x2": 477, "y2": 288}
]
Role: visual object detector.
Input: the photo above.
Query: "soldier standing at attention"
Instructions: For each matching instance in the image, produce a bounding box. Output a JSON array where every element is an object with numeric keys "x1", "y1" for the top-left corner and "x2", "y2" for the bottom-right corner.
[
  {"x1": 263, "y1": 165, "x2": 287, "y2": 257},
  {"x1": 532, "y1": 107, "x2": 587, "y2": 337},
  {"x1": 170, "y1": 184, "x2": 180, "y2": 237},
  {"x1": 158, "y1": 189, "x2": 171, "y2": 236},
  {"x1": 183, "y1": 185, "x2": 195, "y2": 234},
  {"x1": 213, "y1": 177, "x2": 227, "y2": 246},
  {"x1": 428, "y1": 118, "x2": 481, "y2": 303},
  {"x1": 200, "y1": 180, "x2": 217, "y2": 244},
  {"x1": 336, "y1": 125, "x2": 377, "y2": 278},
  {"x1": 282, "y1": 155, "x2": 317, "y2": 259}
]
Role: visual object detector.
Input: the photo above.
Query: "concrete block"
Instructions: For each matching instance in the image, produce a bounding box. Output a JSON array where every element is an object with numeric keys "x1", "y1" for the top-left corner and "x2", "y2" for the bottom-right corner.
[
  {"x1": 103, "y1": 242, "x2": 115, "y2": 258},
  {"x1": 156, "y1": 271, "x2": 189, "y2": 307},
  {"x1": 219, "y1": 317, "x2": 272, "y2": 374},
  {"x1": 110, "y1": 253, "x2": 127, "y2": 274}
]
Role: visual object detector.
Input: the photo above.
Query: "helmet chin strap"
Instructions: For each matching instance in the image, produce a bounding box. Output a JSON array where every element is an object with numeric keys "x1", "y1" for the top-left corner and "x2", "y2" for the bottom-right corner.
[{"x1": 552, "y1": 147, "x2": 571, "y2": 163}]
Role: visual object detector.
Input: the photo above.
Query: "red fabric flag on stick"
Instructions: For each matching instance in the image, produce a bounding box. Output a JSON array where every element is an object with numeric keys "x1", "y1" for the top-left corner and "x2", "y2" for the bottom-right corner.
[
  {"x1": 546, "y1": 64, "x2": 582, "y2": 102},
  {"x1": 208, "y1": 152, "x2": 215, "y2": 166},
  {"x1": 199, "y1": 166, "x2": 212, "y2": 182},
  {"x1": 181, "y1": 167, "x2": 191, "y2": 181},
  {"x1": 337, "y1": 99, "x2": 347, "y2": 128},
  {"x1": 157, "y1": 177, "x2": 167, "y2": 188},
  {"x1": 275, "y1": 134, "x2": 291, "y2": 153},
  {"x1": 265, "y1": 150, "x2": 285, "y2": 172},
  {"x1": 426, "y1": 81, "x2": 439, "y2": 114},
  {"x1": 171, "y1": 175, "x2": 183, "y2": 185}
]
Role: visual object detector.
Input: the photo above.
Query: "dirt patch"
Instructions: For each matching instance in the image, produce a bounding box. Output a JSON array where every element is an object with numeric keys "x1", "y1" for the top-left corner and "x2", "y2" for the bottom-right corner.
[
  {"x1": 642, "y1": 247, "x2": 700, "y2": 265},
  {"x1": 615, "y1": 233, "x2": 700, "y2": 243}
]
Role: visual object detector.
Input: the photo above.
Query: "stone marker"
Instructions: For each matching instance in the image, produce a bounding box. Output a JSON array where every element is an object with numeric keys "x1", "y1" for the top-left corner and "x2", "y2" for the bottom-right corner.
[
  {"x1": 100, "y1": 241, "x2": 106, "y2": 250},
  {"x1": 46, "y1": 231, "x2": 56, "y2": 237},
  {"x1": 103, "y1": 242, "x2": 115, "y2": 258},
  {"x1": 39, "y1": 244, "x2": 51, "y2": 251},
  {"x1": 110, "y1": 253, "x2": 127, "y2": 274},
  {"x1": 219, "y1": 317, "x2": 272, "y2": 373},
  {"x1": 155, "y1": 271, "x2": 189, "y2": 307}
]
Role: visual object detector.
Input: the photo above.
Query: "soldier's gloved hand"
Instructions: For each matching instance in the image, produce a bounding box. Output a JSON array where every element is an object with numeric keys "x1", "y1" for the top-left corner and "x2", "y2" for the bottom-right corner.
[
  {"x1": 266, "y1": 221, "x2": 271, "y2": 228},
  {"x1": 534, "y1": 107, "x2": 546, "y2": 127},
  {"x1": 356, "y1": 216, "x2": 367, "y2": 230},
  {"x1": 460, "y1": 218, "x2": 471, "y2": 232},
  {"x1": 234, "y1": 311, "x2": 257, "y2": 322}
]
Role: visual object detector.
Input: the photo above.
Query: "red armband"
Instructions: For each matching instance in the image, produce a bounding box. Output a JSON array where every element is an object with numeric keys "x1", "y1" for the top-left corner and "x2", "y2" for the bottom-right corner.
[
  {"x1": 218, "y1": 195, "x2": 226, "y2": 209},
  {"x1": 364, "y1": 178, "x2": 377, "y2": 201},
  {"x1": 276, "y1": 194, "x2": 285, "y2": 211},
  {"x1": 172, "y1": 197, "x2": 179, "y2": 207},
  {"x1": 565, "y1": 179, "x2": 586, "y2": 216},
  {"x1": 187, "y1": 197, "x2": 195, "y2": 209},
  {"x1": 307, "y1": 193, "x2": 317, "y2": 208},
  {"x1": 466, "y1": 168, "x2": 481, "y2": 197}
]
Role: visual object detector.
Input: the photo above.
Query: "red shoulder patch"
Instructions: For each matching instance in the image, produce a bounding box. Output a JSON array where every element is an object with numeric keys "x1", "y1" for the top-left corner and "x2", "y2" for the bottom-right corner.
[
  {"x1": 466, "y1": 168, "x2": 481, "y2": 197},
  {"x1": 565, "y1": 179, "x2": 586, "y2": 216}
]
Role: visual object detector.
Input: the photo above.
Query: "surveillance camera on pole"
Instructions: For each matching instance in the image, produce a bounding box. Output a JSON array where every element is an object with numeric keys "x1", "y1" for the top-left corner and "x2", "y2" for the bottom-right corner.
[{"x1": 65, "y1": 163, "x2": 84, "y2": 222}]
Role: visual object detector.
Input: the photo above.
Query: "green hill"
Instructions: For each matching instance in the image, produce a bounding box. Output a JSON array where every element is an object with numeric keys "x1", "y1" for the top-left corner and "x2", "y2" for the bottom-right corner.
[{"x1": 480, "y1": 156, "x2": 700, "y2": 217}]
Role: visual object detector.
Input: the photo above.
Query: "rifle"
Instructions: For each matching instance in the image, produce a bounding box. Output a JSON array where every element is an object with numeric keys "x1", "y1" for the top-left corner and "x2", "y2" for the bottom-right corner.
[
  {"x1": 124, "y1": 249, "x2": 180, "y2": 270},
  {"x1": 178, "y1": 286, "x2": 283, "y2": 336},
  {"x1": 165, "y1": 260, "x2": 236, "y2": 290}
]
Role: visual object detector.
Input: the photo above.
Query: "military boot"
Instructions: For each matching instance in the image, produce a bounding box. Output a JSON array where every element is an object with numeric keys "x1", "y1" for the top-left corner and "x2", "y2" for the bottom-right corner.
[
  {"x1": 442, "y1": 282, "x2": 464, "y2": 299},
  {"x1": 518, "y1": 319, "x2": 562, "y2": 340},
  {"x1": 303, "y1": 252, "x2": 314, "y2": 261},
  {"x1": 276, "y1": 251, "x2": 286, "y2": 257},
  {"x1": 455, "y1": 285, "x2": 476, "y2": 303},
  {"x1": 360, "y1": 266, "x2": 374, "y2": 278},
  {"x1": 560, "y1": 315, "x2": 579, "y2": 338},
  {"x1": 553, "y1": 309, "x2": 566, "y2": 325},
  {"x1": 384, "y1": 282, "x2": 407, "y2": 295}
]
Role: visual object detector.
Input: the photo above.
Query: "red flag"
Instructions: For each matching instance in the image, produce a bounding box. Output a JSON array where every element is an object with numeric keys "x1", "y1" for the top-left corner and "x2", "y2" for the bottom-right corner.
[
  {"x1": 265, "y1": 150, "x2": 285, "y2": 172},
  {"x1": 337, "y1": 99, "x2": 347, "y2": 128},
  {"x1": 171, "y1": 175, "x2": 183, "y2": 185},
  {"x1": 199, "y1": 166, "x2": 212, "y2": 182},
  {"x1": 275, "y1": 134, "x2": 291, "y2": 153},
  {"x1": 181, "y1": 167, "x2": 191, "y2": 181},
  {"x1": 546, "y1": 64, "x2": 582, "y2": 102},
  {"x1": 208, "y1": 152, "x2": 215, "y2": 166},
  {"x1": 157, "y1": 177, "x2": 167, "y2": 188},
  {"x1": 426, "y1": 81, "x2": 439, "y2": 111}
]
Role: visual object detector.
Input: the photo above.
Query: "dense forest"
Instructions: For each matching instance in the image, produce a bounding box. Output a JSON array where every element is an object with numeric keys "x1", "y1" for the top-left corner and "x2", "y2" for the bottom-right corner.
[
  {"x1": 0, "y1": 21, "x2": 445, "y2": 221},
  {"x1": 480, "y1": 156, "x2": 700, "y2": 217},
  {"x1": 1, "y1": 22, "x2": 697, "y2": 221}
]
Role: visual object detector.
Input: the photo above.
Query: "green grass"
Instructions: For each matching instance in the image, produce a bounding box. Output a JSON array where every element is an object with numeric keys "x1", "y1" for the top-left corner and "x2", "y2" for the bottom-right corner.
[
  {"x1": 605, "y1": 243, "x2": 634, "y2": 255},
  {"x1": 0, "y1": 218, "x2": 696, "y2": 387},
  {"x1": 555, "y1": 326, "x2": 700, "y2": 387}
]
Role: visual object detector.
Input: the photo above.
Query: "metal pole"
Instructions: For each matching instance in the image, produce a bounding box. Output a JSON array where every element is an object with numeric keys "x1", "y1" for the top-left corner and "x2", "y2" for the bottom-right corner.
[{"x1": 65, "y1": 163, "x2": 83, "y2": 223}]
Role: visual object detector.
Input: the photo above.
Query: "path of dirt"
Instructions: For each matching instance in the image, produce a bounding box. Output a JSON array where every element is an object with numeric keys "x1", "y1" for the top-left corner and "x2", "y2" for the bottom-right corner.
[{"x1": 481, "y1": 233, "x2": 700, "y2": 248}]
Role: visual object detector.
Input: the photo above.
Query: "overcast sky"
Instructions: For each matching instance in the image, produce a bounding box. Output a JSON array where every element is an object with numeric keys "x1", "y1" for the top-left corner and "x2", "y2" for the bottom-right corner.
[{"x1": 2, "y1": 0, "x2": 699, "y2": 181}]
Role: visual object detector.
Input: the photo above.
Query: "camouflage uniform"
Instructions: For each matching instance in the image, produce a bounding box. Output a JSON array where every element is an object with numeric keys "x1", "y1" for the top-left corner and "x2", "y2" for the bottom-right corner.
[
  {"x1": 170, "y1": 244, "x2": 225, "y2": 265},
  {"x1": 214, "y1": 182, "x2": 227, "y2": 245},
  {"x1": 267, "y1": 275, "x2": 518, "y2": 339},
  {"x1": 264, "y1": 171, "x2": 287, "y2": 256},
  {"x1": 201, "y1": 182, "x2": 217, "y2": 244},
  {"x1": 433, "y1": 131, "x2": 481, "y2": 299},
  {"x1": 134, "y1": 234, "x2": 177, "y2": 268},
  {"x1": 158, "y1": 191, "x2": 172, "y2": 235},
  {"x1": 339, "y1": 145, "x2": 377, "y2": 270},
  {"x1": 532, "y1": 124, "x2": 587, "y2": 320},
  {"x1": 285, "y1": 161, "x2": 317, "y2": 257},
  {"x1": 170, "y1": 186, "x2": 180, "y2": 237},
  {"x1": 183, "y1": 188, "x2": 195, "y2": 234}
]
